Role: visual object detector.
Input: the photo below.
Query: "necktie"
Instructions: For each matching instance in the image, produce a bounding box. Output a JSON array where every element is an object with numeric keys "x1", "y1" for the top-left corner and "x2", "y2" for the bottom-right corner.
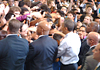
[
  {"x1": 94, "y1": 66, "x2": 100, "y2": 70},
  {"x1": 99, "y1": 9, "x2": 100, "y2": 14}
]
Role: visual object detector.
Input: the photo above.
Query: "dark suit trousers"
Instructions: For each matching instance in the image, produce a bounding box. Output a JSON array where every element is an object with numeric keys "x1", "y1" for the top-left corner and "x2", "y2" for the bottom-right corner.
[{"x1": 60, "y1": 63, "x2": 78, "y2": 70}]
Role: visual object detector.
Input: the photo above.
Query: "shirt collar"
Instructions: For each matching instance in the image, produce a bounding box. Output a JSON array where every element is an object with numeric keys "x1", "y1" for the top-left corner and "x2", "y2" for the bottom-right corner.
[
  {"x1": 7, "y1": 34, "x2": 18, "y2": 37},
  {"x1": 65, "y1": 32, "x2": 73, "y2": 37},
  {"x1": 97, "y1": 62, "x2": 100, "y2": 67},
  {"x1": 90, "y1": 45, "x2": 97, "y2": 49},
  {"x1": 39, "y1": 35, "x2": 46, "y2": 38}
]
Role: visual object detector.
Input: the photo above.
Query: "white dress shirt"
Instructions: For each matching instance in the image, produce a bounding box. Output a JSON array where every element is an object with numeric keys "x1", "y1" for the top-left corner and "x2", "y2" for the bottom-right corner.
[{"x1": 57, "y1": 32, "x2": 81, "y2": 65}]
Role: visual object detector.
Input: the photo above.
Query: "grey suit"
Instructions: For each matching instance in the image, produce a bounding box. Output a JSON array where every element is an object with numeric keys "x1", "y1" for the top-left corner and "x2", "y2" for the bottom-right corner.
[
  {"x1": 85, "y1": 47, "x2": 95, "y2": 56},
  {"x1": 80, "y1": 46, "x2": 96, "y2": 70},
  {"x1": 82, "y1": 55, "x2": 98, "y2": 70}
]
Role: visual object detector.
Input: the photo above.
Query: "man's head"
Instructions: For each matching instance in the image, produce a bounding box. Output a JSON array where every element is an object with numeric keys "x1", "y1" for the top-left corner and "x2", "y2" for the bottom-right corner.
[
  {"x1": 20, "y1": 24, "x2": 28, "y2": 38},
  {"x1": 67, "y1": 11, "x2": 75, "y2": 21},
  {"x1": 8, "y1": 0, "x2": 14, "y2": 7},
  {"x1": 10, "y1": 6, "x2": 21, "y2": 17},
  {"x1": 86, "y1": 21, "x2": 99, "y2": 33},
  {"x1": 87, "y1": 32, "x2": 99, "y2": 46},
  {"x1": 2, "y1": 0, "x2": 7, "y2": 6},
  {"x1": 14, "y1": 0, "x2": 19, "y2": 7},
  {"x1": 48, "y1": 0, "x2": 55, "y2": 7},
  {"x1": 95, "y1": 17, "x2": 100, "y2": 25},
  {"x1": 78, "y1": 24, "x2": 87, "y2": 39},
  {"x1": 92, "y1": 43, "x2": 100, "y2": 62},
  {"x1": 61, "y1": 6, "x2": 67, "y2": 14},
  {"x1": 36, "y1": 20, "x2": 51, "y2": 35},
  {"x1": 8, "y1": 19, "x2": 22, "y2": 34},
  {"x1": 53, "y1": 33, "x2": 63, "y2": 46},
  {"x1": 86, "y1": 6, "x2": 93, "y2": 14},
  {"x1": 61, "y1": 18, "x2": 74, "y2": 34},
  {"x1": 83, "y1": 15, "x2": 93, "y2": 25}
]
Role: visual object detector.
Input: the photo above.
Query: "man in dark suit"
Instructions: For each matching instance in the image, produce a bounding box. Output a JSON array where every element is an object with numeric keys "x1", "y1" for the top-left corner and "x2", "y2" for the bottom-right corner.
[
  {"x1": 80, "y1": 32, "x2": 99, "y2": 70},
  {"x1": 0, "y1": 19, "x2": 29, "y2": 70},
  {"x1": 25, "y1": 20, "x2": 58, "y2": 70},
  {"x1": 78, "y1": 21, "x2": 99, "y2": 69}
]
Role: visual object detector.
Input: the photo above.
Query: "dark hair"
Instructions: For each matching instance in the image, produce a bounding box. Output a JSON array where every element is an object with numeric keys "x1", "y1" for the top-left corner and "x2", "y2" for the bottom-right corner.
[
  {"x1": 31, "y1": 1, "x2": 41, "y2": 8},
  {"x1": 94, "y1": 17, "x2": 100, "y2": 20},
  {"x1": 10, "y1": 6, "x2": 21, "y2": 13},
  {"x1": 44, "y1": 13, "x2": 52, "y2": 18},
  {"x1": 67, "y1": 11, "x2": 76, "y2": 18},
  {"x1": 53, "y1": 33, "x2": 63, "y2": 40},
  {"x1": 20, "y1": 7, "x2": 29, "y2": 15},
  {"x1": 40, "y1": 4, "x2": 51, "y2": 13},
  {"x1": 24, "y1": 0, "x2": 31, "y2": 7},
  {"x1": 8, "y1": 19, "x2": 22, "y2": 34},
  {"x1": 5, "y1": 13, "x2": 15, "y2": 21},
  {"x1": 64, "y1": 19, "x2": 74, "y2": 31},
  {"x1": 79, "y1": 24, "x2": 87, "y2": 32},
  {"x1": 18, "y1": 1, "x2": 24, "y2": 7},
  {"x1": 61, "y1": 6, "x2": 67, "y2": 11},
  {"x1": 87, "y1": 5, "x2": 92, "y2": 9},
  {"x1": 57, "y1": 10, "x2": 65, "y2": 17}
]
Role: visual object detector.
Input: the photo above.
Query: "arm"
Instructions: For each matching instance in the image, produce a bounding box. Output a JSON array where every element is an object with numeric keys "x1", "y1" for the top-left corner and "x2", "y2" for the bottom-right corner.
[
  {"x1": 79, "y1": 0, "x2": 88, "y2": 14},
  {"x1": 67, "y1": 0, "x2": 73, "y2": 13},
  {"x1": 16, "y1": 14, "x2": 30, "y2": 21},
  {"x1": 57, "y1": 42, "x2": 67, "y2": 57}
]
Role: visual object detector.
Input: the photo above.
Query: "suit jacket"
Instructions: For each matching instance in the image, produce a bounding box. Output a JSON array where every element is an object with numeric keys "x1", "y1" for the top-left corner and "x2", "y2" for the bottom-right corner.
[
  {"x1": 80, "y1": 46, "x2": 95, "y2": 70},
  {"x1": 0, "y1": 35, "x2": 29, "y2": 70},
  {"x1": 25, "y1": 35, "x2": 58, "y2": 70},
  {"x1": 82, "y1": 55, "x2": 98, "y2": 70},
  {"x1": 78, "y1": 39, "x2": 90, "y2": 66}
]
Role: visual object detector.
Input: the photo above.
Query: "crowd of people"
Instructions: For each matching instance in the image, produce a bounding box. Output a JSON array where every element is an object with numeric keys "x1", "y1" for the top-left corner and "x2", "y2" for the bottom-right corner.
[{"x1": 0, "y1": 0, "x2": 100, "y2": 70}]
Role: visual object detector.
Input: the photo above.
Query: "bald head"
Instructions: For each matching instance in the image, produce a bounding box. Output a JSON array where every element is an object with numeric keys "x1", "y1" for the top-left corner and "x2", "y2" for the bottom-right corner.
[
  {"x1": 87, "y1": 32, "x2": 99, "y2": 46},
  {"x1": 36, "y1": 20, "x2": 51, "y2": 35}
]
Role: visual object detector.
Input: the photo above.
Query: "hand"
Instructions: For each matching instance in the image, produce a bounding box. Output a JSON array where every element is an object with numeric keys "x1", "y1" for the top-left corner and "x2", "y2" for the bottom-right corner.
[
  {"x1": 31, "y1": 12, "x2": 42, "y2": 18},
  {"x1": 57, "y1": 0, "x2": 61, "y2": 2},
  {"x1": 31, "y1": 6, "x2": 39, "y2": 11},
  {"x1": 55, "y1": 58, "x2": 60, "y2": 62},
  {"x1": 70, "y1": 0, "x2": 73, "y2": 3},
  {"x1": 77, "y1": 65, "x2": 82, "y2": 70},
  {"x1": 83, "y1": 0, "x2": 88, "y2": 4},
  {"x1": 90, "y1": 0, "x2": 95, "y2": 6}
]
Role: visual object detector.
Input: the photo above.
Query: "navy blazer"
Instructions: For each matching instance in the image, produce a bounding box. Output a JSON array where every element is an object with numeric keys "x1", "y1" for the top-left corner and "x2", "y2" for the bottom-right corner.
[
  {"x1": 25, "y1": 35, "x2": 58, "y2": 70},
  {"x1": 0, "y1": 35, "x2": 29, "y2": 70}
]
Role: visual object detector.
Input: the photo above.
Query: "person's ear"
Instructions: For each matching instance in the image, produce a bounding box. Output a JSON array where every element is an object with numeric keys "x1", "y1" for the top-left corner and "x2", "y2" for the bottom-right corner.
[
  {"x1": 65, "y1": 27, "x2": 68, "y2": 30},
  {"x1": 18, "y1": 29, "x2": 21, "y2": 34}
]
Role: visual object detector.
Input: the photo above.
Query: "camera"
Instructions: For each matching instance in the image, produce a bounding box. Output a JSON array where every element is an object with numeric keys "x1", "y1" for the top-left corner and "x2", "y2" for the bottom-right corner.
[{"x1": 27, "y1": 15, "x2": 32, "y2": 21}]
